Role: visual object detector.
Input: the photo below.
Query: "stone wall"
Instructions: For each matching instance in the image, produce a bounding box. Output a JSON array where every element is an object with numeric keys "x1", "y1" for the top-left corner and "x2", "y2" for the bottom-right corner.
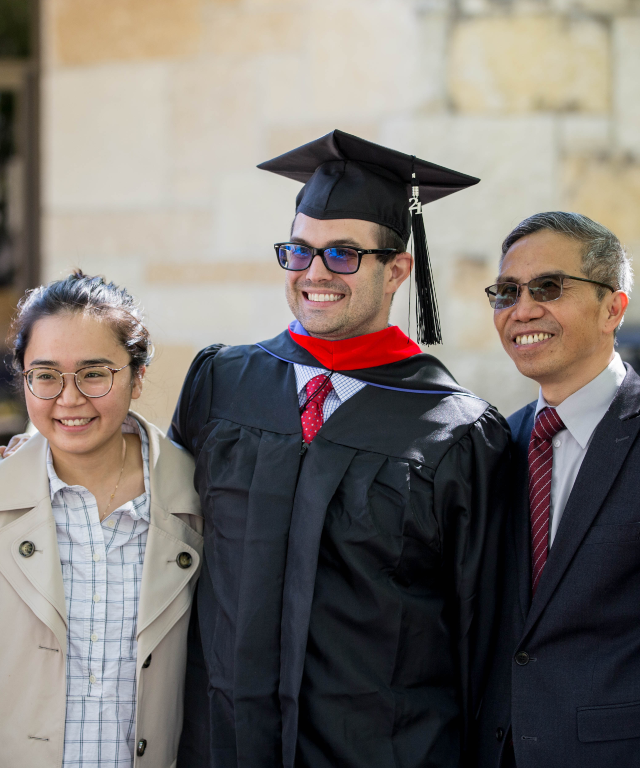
[{"x1": 41, "y1": 0, "x2": 640, "y2": 427}]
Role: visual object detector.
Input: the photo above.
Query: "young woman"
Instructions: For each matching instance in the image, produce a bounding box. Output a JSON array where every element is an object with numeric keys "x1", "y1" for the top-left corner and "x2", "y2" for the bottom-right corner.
[{"x1": 0, "y1": 272, "x2": 203, "y2": 768}]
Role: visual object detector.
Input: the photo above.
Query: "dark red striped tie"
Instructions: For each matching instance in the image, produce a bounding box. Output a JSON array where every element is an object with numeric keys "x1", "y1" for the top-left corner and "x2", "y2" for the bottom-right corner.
[{"x1": 528, "y1": 407, "x2": 566, "y2": 595}]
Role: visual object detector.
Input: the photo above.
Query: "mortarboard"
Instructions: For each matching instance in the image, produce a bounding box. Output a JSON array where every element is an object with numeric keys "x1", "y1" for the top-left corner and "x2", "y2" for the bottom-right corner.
[{"x1": 258, "y1": 129, "x2": 480, "y2": 345}]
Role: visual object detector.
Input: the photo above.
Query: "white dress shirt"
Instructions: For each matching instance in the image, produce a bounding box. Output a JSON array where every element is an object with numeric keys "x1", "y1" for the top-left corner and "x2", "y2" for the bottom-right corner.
[
  {"x1": 293, "y1": 364, "x2": 367, "y2": 421},
  {"x1": 535, "y1": 353, "x2": 626, "y2": 547},
  {"x1": 49, "y1": 415, "x2": 150, "y2": 768}
]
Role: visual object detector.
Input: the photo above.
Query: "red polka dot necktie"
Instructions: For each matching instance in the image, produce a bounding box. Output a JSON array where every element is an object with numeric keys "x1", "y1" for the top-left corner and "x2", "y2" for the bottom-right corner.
[
  {"x1": 301, "y1": 374, "x2": 334, "y2": 444},
  {"x1": 528, "y1": 406, "x2": 566, "y2": 595}
]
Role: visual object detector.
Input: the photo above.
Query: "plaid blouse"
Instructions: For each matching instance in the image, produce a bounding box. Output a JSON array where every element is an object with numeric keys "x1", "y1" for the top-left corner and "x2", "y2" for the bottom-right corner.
[{"x1": 48, "y1": 416, "x2": 150, "y2": 768}]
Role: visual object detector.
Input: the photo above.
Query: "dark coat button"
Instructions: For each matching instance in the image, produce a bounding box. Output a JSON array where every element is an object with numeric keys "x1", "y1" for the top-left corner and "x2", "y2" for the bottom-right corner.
[
  {"x1": 176, "y1": 552, "x2": 192, "y2": 569},
  {"x1": 515, "y1": 651, "x2": 530, "y2": 666},
  {"x1": 142, "y1": 654, "x2": 152, "y2": 668},
  {"x1": 19, "y1": 541, "x2": 35, "y2": 557},
  {"x1": 136, "y1": 739, "x2": 147, "y2": 756},
  {"x1": 496, "y1": 728, "x2": 504, "y2": 742}
]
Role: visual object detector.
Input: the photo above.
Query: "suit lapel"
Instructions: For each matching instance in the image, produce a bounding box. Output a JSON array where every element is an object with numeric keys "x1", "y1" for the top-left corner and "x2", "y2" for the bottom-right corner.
[
  {"x1": 134, "y1": 415, "x2": 203, "y2": 659},
  {"x1": 512, "y1": 406, "x2": 535, "y2": 622},
  {"x1": 522, "y1": 369, "x2": 640, "y2": 638}
]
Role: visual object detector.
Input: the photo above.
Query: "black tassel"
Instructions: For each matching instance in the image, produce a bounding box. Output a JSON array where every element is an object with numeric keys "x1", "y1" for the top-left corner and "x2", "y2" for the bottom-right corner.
[{"x1": 410, "y1": 172, "x2": 442, "y2": 346}]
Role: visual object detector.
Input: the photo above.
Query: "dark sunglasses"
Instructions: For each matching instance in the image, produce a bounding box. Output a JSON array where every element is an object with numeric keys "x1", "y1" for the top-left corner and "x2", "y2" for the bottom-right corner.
[
  {"x1": 485, "y1": 273, "x2": 616, "y2": 310},
  {"x1": 274, "y1": 242, "x2": 397, "y2": 275}
]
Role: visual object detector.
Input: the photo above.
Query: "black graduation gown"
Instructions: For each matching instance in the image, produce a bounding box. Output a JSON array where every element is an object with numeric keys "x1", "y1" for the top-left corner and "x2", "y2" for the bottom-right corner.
[{"x1": 171, "y1": 330, "x2": 510, "y2": 768}]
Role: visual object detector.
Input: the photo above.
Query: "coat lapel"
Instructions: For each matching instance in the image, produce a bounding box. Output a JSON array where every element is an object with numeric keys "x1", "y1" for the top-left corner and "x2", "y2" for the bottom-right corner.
[
  {"x1": 133, "y1": 415, "x2": 203, "y2": 659},
  {"x1": 511, "y1": 406, "x2": 535, "y2": 622},
  {"x1": 522, "y1": 368, "x2": 640, "y2": 638},
  {"x1": 0, "y1": 434, "x2": 67, "y2": 652}
]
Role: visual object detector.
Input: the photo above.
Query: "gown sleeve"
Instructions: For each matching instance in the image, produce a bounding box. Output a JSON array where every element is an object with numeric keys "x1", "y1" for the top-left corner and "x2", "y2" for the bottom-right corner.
[
  {"x1": 433, "y1": 405, "x2": 511, "y2": 766},
  {"x1": 168, "y1": 344, "x2": 225, "y2": 456},
  {"x1": 170, "y1": 345, "x2": 224, "y2": 768}
]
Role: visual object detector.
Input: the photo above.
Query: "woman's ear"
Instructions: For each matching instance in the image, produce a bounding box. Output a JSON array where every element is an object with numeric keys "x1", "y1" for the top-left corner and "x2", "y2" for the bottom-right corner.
[{"x1": 131, "y1": 365, "x2": 146, "y2": 400}]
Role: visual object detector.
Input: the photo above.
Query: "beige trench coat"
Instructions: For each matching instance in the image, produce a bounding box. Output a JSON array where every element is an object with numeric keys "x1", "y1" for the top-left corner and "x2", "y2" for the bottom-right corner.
[{"x1": 0, "y1": 413, "x2": 203, "y2": 768}]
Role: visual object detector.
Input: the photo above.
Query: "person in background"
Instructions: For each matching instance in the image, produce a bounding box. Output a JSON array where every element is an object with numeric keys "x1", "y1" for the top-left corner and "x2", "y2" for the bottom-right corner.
[
  {"x1": 477, "y1": 212, "x2": 639, "y2": 768},
  {"x1": 173, "y1": 130, "x2": 510, "y2": 768},
  {"x1": 0, "y1": 271, "x2": 203, "y2": 768}
]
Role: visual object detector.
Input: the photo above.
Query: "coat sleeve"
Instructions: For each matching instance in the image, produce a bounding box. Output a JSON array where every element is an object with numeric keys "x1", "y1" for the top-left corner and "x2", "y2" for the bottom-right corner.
[
  {"x1": 433, "y1": 405, "x2": 511, "y2": 766},
  {"x1": 168, "y1": 344, "x2": 225, "y2": 456}
]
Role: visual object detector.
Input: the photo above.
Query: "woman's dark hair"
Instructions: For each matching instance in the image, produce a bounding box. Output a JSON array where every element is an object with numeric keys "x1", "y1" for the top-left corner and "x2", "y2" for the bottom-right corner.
[{"x1": 8, "y1": 270, "x2": 153, "y2": 377}]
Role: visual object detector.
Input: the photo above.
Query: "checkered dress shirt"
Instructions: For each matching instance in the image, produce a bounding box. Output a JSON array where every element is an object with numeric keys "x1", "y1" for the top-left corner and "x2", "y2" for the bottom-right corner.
[
  {"x1": 294, "y1": 364, "x2": 367, "y2": 421},
  {"x1": 48, "y1": 416, "x2": 150, "y2": 768}
]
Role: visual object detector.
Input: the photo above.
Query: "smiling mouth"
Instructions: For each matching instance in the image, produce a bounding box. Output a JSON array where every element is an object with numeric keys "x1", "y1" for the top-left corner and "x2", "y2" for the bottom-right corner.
[
  {"x1": 514, "y1": 332, "x2": 553, "y2": 347},
  {"x1": 304, "y1": 292, "x2": 345, "y2": 303},
  {"x1": 57, "y1": 417, "x2": 96, "y2": 427}
]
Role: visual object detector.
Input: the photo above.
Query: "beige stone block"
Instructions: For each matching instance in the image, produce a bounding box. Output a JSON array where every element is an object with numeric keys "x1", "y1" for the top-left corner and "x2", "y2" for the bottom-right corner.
[
  {"x1": 51, "y1": 0, "x2": 202, "y2": 66},
  {"x1": 203, "y1": 7, "x2": 304, "y2": 55},
  {"x1": 168, "y1": 57, "x2": 261, "y2": 203},
  {"x1": 307, "y1": 0, "x2": 423, "y2": 120},
  {"x1": 562, "y1": 154, "x2": 640, "y2": 249},
  {"x1": 560, "y1": 116, "x2": 611, "y2": 155},
  {"x1": 417, "y1": 13, "x2": 449, "y2": 112},
  {"x1": 448, "y1": 256, "x2": 498, "y2": 350},
  {"x1": 44, "y1": 62, "x2": 170, "y2": 210},
  {"x1": 45, "y1": 211, "x2": 217, "y2": 267},
  {"x1": 260, "y1": 54, "x2": 309, "y2": 124},
  {"x1": 449, "y1": 16, "x2": 610, "y2": 114},
  {"x1": 147, "y1": 261, "x2": 283, "y2": 284},
  {"x1": 614, "y1": 18, "x2": 640, "y2": 157},
  {"x1": 552, "y1": 0, "x2": 629, "y2": 12},
  {"x1": 244, "y1": 0, "x2": 300, "y2": 7},
  {"x1": 134, "y1": 344, "x2": 196, "y2": 432}
]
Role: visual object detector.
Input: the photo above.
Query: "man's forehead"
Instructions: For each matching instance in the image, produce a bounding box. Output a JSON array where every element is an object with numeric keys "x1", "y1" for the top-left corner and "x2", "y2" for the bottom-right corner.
[
  {"x1": 291, "y1": 213, "x2": 379, "y2": 246},
  {"x1": 498, "y1": 230, "x2": 584, "y2": 280}
]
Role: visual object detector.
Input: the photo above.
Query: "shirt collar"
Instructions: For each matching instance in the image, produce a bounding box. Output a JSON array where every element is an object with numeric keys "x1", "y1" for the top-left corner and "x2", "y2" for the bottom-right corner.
[
  {"x1": 535, "y1": 353, "x2": 626, "y2": 449},
  {"x1": 294, "y1": 364, "x2": 353, "y2": 405},
  {"x1": 47, "y1": 415, "x2": 150, "y2": 521}
]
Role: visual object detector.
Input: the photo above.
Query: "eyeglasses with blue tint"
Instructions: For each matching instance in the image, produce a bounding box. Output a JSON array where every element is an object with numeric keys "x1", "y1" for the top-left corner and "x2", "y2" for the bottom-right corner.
[{"x1": 274, "y1": 242, "x2": 397, "y2": 275}]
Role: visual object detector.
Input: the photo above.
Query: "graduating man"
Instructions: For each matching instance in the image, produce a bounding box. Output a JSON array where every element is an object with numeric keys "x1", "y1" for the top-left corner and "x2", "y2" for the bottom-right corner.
[{"x1": 173, "y1": 130, "x2": 510, "y2": 768}]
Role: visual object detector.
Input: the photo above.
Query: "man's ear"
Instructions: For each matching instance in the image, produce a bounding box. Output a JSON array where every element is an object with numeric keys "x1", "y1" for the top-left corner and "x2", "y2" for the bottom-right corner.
[
  {"x1": 605, "y1": 290, "x2": 629, "y2": 333},
  {"x1": 386, "y1": 252, "x2": 413, "y2": 295}
]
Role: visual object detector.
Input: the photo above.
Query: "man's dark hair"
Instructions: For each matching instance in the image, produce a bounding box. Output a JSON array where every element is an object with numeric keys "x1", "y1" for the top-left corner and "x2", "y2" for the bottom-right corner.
[{"x1": 377, "y1": 224, "x2": 408, "y2": 264}]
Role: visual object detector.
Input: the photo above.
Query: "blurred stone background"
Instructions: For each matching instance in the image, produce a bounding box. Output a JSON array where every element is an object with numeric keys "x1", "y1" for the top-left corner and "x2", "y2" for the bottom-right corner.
[{"x1": 1, "y1": 0, "x2": 640, "y2": 432}]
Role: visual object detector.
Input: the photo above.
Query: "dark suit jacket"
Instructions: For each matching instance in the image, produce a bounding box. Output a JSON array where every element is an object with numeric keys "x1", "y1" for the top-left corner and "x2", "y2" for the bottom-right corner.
[{"x1": 478, "y1": 363, "x2": 640, "y2": 768}]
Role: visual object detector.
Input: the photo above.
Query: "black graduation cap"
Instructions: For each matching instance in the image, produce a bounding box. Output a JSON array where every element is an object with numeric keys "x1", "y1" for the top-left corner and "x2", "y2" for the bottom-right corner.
[{"x1": 257, "y1": 129, "x2": 480, "y2": 345}]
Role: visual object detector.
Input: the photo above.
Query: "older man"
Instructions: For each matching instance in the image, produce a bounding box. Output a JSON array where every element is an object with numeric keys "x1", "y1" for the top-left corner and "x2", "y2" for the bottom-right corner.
[
  {"x1": 172, "y1": 131, "x2": 510, "y2": 768},
  {"x1": 477, "y1": 212, "x2": 638, "y2": 768}
]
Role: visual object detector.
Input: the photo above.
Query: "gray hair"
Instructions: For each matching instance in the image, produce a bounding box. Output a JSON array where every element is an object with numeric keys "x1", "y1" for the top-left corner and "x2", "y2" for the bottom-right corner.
[{"x1": 501, "y1": 212, "x2": 633, "y2": 300}]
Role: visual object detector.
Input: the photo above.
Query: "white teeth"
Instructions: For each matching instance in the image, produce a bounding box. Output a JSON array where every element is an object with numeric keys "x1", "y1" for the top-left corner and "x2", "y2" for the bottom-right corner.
[
  {"x1": 308, "y1": 293, "x2": 342, "y2": 302},
  {"x1": 515, "y1": 333, "x2": 552, "y2": 346},
  {"x1": 60, "y1": 418, "x2": 92, "y2": 426}
]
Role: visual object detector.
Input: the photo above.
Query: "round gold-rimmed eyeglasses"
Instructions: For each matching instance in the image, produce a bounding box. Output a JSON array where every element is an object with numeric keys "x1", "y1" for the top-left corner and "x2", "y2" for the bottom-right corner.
[{"x1": 23, "y1": 364, "x2": 130, "y2": 400}]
